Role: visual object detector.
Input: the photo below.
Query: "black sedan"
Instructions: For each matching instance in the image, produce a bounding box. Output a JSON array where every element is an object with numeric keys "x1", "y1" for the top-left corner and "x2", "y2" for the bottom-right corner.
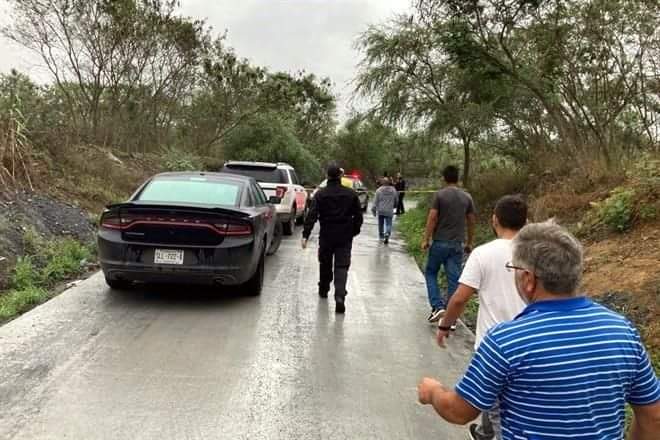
[{"x1": 97, "y1": 172, "x2": 282, "y2": 295}]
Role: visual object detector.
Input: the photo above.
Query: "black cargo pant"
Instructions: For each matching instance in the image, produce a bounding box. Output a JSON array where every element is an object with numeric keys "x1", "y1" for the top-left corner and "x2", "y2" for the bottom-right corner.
[
  {"x1": 318, "y1": 238, "x2": 353, "y2": 302},
  {"x1": 396, "y1": 192, "x2": 405, "y2": 215}
]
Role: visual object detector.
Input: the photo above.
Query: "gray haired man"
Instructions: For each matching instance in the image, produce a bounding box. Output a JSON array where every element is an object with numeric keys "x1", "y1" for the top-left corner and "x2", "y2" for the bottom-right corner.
[{"x1": 418, "y1": 221, "x2": 660, "y2": 439}]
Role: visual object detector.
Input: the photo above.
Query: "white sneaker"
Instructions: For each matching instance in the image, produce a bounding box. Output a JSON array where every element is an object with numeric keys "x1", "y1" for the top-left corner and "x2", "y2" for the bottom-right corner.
[{"x1": 428, "y1": 308, "x2": 445, "y2": 322}]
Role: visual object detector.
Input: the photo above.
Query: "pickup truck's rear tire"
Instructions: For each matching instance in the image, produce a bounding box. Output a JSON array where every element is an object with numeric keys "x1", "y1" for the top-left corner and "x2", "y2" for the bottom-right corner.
[
  {"x1": 295, "y1": 205, "x2": 306, "y2": 225},
  {"x1": 282, "y1": 208, "x2": 295, "y2": 236}
]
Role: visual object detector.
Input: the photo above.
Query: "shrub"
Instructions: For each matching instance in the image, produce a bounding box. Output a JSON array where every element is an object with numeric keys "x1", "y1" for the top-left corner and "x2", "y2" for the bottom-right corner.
[
  {"x1": 470, "y1": 168, "x2": 529, "y2": 212},
  {"x1": 40, "y1": 239, "x2": 91, "y2": 284},
  {"x1": 10, "y1": 256, "x2": 39, "y2": 290},
  {"x1": 22, "y1": 227, "x2": 42, "y2": 255},
  {"x1": 628, "y1": 153, "x2": 660, "y2": 188},
  {"x1": 594, "y1": 187, "x2": 635, "y2": 232},
  {"x1": 161, "y1": 147, "x2": 203, "y2": 172}
]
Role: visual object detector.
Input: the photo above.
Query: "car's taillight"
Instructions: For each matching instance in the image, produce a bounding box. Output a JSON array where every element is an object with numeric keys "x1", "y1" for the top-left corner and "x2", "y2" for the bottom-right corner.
[
  {"x1": 214, "y1": 222, "x2": 252, "y2": 236},
  {"x1": 100, "y1": 211, "x2": 122, "y2": 229},
  {"x1": 100, "y1": 212, "x2": 142, "y2": 229},
  {"x1": 275, "y1": 186, "x2": 288, "y2": 199},
  {"x1": 101, "y1": 211, "x2": 251, "y2": 236}
]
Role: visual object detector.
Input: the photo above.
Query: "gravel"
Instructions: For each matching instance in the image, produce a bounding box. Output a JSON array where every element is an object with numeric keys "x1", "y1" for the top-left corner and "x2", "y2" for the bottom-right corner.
[{"x1": 0, "y1": 191, "x2": 95, "y2": 287}]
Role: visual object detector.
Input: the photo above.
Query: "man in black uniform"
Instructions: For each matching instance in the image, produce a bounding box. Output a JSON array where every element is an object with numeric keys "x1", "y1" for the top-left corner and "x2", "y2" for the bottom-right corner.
[
  {"x1": 302, "y1": 164, "x2": 363, "y2": 313},
  {"x1": 395, "y1": 172, "x2": 406, "y2": 215}
]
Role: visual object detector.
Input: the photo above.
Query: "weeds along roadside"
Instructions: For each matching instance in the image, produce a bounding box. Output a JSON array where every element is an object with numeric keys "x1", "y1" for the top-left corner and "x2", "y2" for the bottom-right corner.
[{"x1": 0, "y1": 228, "x2": 96, "y2": 322}]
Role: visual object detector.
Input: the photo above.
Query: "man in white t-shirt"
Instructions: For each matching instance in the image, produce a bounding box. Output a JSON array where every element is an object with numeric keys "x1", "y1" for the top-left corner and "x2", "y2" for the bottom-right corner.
[{"x1": 436, "y1": 195, "x2": 528, "y2": 440}]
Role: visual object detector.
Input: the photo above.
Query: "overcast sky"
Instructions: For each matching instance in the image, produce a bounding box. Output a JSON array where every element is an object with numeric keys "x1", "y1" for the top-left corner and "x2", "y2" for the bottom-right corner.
[
  {"x1": 0, "y1": 0, "x2": 411, "y2": 121},
  {"x1": 183, "y1": 0, "x2": 412, "y2": 119}
]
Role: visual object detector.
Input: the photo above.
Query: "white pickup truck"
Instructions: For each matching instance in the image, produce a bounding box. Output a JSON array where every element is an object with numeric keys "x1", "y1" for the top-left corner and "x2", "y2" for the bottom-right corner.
[{"x1": 221, "y1": 161, "x2": 309, "y2": 235}]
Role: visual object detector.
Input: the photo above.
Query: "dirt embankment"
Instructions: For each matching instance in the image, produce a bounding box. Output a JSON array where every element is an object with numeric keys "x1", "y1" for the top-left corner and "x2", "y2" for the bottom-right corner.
[
  {"x1": 0, "y1": 192, "x2": 96, "y2": 289},
  {"x1": 531, "y1": 181, "x2": 659, "y2": 356},
  {"x1": 582, "y1": 221, "x2": 660, "y2": 349},
  {"x1": 0, "y1": 191, "x2": 95, "y2": 249},
  {"x1": 29, "y1": 145, "x2": 161, "y2": 214},
  {"x1": 1, "y1": 146, "x2": 161, "y2": 289}
]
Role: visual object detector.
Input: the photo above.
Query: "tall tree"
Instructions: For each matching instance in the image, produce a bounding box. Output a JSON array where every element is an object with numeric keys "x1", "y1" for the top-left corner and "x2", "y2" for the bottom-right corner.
[
  {"x1": 183, "y1": 42, "x2": 337, "y2": 162},
  {"x1": 334, "y1": 116, "x2": 400, "y2": 184},
  {"x1": 223, "y1": 111, "x2": 321, "y2": 180},
  {"x1": 355, "y1": 14, "x2": 502, "y2": 186},
  {"x1": 417, "y1": 0, "x2": 660, "y2": 163},
  {"x1": 3, "y1": 0, "x2": 207, "y2": 149}
]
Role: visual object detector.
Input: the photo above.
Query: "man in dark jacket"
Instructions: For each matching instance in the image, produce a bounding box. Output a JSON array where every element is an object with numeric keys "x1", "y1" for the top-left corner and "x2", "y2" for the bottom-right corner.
[
  {"x1": 302, "y1": 164, "x2": 363, "y2": 313},
  {"x1": 395, "y1": 172, "x2": 406, "y2": 215}
]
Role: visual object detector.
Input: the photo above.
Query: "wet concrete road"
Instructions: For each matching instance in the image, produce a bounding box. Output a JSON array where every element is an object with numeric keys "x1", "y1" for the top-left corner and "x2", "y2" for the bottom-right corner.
[{"x1": 0, "y1": 214, "x2": 475, "y2": 439}]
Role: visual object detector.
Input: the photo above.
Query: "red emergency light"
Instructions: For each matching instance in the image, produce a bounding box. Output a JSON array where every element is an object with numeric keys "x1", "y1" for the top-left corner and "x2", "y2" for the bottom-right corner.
[{"x1": 347, "y1": 170, "x2": 362, "y2": 179}]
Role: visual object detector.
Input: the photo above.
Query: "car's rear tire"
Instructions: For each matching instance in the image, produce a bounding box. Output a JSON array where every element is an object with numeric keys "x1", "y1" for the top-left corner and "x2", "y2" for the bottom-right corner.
[
  {"x1": 105, "y1": 277, "x2": 132, "y2": 290},
  {"x1": 244, "y1": 251, "x2": 265, "y2": 296},
  {"x1": 267, "y1": 221, "x2": 282, "y2": 256},
  {"x1": 282, "y1": 208, "x2": 295, "y2": 236}
]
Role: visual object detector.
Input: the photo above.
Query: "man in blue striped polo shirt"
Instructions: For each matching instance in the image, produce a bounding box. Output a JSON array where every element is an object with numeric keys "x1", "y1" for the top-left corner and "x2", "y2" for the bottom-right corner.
[{"x1": 418, "y1": 221, "x2": 660, "y2": 439}]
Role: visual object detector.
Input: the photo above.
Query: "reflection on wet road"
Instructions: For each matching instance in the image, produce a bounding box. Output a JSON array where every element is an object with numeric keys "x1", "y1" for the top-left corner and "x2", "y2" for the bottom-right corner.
[{"x1": 0, "y1": 213, "x2": 474, "y2": 439}]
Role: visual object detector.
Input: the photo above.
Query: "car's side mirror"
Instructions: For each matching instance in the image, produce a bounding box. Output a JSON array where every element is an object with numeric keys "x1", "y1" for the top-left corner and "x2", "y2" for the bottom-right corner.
[{"x1": 268, "y1": 196, "x2": 282, "y2": 204}]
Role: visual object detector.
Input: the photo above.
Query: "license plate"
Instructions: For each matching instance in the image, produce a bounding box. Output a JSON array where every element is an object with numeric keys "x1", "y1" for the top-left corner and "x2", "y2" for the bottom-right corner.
[{"x1": 154, "y1": 249, "x2": 184, "y2": 265}]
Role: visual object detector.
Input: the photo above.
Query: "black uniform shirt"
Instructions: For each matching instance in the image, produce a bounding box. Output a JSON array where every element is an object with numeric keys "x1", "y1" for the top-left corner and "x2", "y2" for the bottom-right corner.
[{"x1": 303, "y1": 179, "x2": 363, "y2": 245}]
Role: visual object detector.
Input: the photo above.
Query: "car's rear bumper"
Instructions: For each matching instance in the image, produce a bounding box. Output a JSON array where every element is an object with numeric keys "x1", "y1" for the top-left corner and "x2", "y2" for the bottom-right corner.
[{"x1": 98, "y1": 230, "x2": 257, "y2": 286}]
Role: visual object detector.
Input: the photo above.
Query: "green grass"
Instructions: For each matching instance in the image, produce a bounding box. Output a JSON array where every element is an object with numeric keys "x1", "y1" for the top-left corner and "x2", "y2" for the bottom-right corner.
[
  {"x1": 0, "y1": 285, "x2": 48, "y2": 320},
  {"x1": 397, "y1": 205, "x2": 428, "y2": 267},
  {"x1": 0, "y1": 230, "x2": 93, "y2": 322},
  {"x1": 397, "y1": 204, "x2": 492, "y2": 331}
]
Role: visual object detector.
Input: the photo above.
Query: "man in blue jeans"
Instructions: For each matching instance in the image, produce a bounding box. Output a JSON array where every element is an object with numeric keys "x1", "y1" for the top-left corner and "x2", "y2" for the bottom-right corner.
[
  {"x1": 372, "y1": 177, "x2": 398, "y2": 244},
  {"x1": 421, "y1": 166, "x2": 476, "y2": 323}
]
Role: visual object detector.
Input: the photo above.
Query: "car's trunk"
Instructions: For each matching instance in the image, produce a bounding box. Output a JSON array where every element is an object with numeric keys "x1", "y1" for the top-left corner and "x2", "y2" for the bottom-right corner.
[{"x1": 107, "y1": 203, "x2": 252, "y2": 247}]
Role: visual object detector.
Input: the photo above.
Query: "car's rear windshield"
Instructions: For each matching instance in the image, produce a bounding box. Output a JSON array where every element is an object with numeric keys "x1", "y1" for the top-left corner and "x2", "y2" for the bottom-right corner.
[
  {"x1": 222, "y1": 165, "x2": 288, "y2": 184},
  {"x1": 137, "y1": 177, "x2": 241, "y2": 206}
]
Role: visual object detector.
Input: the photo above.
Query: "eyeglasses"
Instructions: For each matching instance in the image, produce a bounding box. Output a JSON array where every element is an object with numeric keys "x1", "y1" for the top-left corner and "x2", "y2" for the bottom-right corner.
[{"x1": 505, "y1": 261, "x2": 527, "y2": 272}]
